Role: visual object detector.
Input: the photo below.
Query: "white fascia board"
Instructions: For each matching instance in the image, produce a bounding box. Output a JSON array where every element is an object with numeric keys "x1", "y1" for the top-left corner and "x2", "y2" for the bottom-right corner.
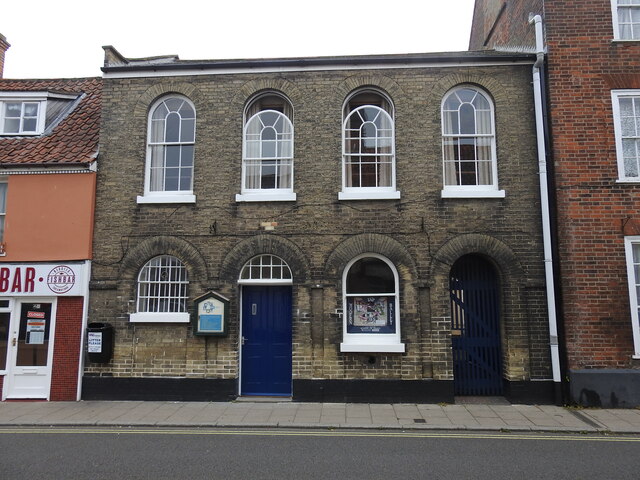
[
  {"x1": 103, "y1": 60, "x2": 535, "y2": 79},
  {"x1": 0, "y1": 166, "x2": 93, "y2": 175},
  {"x1": 0, "y1": 91, "x2": 78, "y2": 100}
]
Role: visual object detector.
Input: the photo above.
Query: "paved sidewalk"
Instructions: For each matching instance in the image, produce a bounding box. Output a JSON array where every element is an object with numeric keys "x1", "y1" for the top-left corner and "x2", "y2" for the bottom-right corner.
[{"x1": 1, "y1": 400, "x2": 640, "y2": 433}]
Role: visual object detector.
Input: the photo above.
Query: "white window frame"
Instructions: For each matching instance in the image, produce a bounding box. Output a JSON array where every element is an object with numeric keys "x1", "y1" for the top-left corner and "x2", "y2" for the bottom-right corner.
[
  {"x1": 611, "y1": 0, "x2": 640, "y2": 41},
  {"x1": 137, "y1": 95, "x2": 197, "y2": 204},
  {"x1": 340, "y1": 253, "x2": 404, "y2": 353},
  {"x1": 238, "y1": 255, "x2": 293, "y2": 285},
  {"x1": 612, "y1": 90, "x2": 640, "y2": 182},
  {"x1": 0, "y1": 94, "x2": 47, "y2": 136},
  {"x1": 339, "y1": 94, "x2": 400, "y2": 201},
  {"x1": 0, "y1": 177, "x2": 7, "y2": 254},
  {"x1": 236, "y1": 109, "x2": 296, "y2": 203},
  {"x1": 624, "y1": 237, "x2": 640, "y2": 357},
  {"x1": 441, "y1": 86, "x2": 504, "y2": 199},
  {"x1": 130, "y1": 255, "x2": 190, "y2": 323},
  {"x1": 0, "y1": 91, "x2": 77, "y2": 136},
  {"x1": 0, "y1": 298, "x2": 13, "y2": 374}
]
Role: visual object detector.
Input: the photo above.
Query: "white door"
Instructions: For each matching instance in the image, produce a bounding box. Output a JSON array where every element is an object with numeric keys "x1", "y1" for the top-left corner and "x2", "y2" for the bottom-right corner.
[{"x1": 3, "y1": 299, "x2": 56, "y2": 400}]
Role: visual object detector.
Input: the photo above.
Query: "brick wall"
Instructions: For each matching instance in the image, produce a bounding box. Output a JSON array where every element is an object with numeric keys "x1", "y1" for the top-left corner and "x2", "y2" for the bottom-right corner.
[
  {"x1": 469, "y1": 0, "x2": 542, "y2": 51},
  {"x1": 0, "y1": 34, "x2": 9, "y2": 79},
  {"x1": 86, "y1": 60, "x2": 551, "y2": 392},
  {"x1": 50, "y1": 296, "x2": 83, "y2": 401},
  {"x1": 543, "y1": 0, "x2": 640, "y2": 369}
]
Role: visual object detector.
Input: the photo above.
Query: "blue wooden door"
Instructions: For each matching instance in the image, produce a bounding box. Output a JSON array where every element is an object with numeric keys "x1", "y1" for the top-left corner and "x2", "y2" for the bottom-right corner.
[
  {"x1": 450, "y1": 255, "x2": 503, "y2": 396},
  {"x1": 241, "y1": 286, "x2": 292, "y2": 396}
]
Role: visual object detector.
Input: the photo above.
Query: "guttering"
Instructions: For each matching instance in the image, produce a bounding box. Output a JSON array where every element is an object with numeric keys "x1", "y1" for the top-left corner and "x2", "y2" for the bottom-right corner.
[
  {"x1": 529, "y1": 14, "x2": 562, "y2": 394},
  {"x1": 102, "y1": 51, "x2": 536, "y2": 78},
  {"x1": 102, "y1": 51, "x2": 535, "y2": 72}
]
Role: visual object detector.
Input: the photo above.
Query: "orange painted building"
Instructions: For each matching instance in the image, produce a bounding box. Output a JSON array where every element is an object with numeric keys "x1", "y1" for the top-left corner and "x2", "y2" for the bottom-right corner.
[{"x1": 0, "y1": 68, "x2": 101, "y2": 400}]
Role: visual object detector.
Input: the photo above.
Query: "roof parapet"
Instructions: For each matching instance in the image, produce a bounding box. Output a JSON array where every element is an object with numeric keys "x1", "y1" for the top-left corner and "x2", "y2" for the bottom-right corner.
[
  {"x1": 102, "y1": 45, "x2": 180, "y2": 69},
  {"x1": 0, "y1": 33, "x2": 11, "y2": 79}
]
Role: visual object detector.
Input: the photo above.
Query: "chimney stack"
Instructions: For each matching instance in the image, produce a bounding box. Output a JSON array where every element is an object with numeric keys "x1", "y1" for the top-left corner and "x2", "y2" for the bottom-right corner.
[{"x1": 0, "y1": 34, "x2": 10, "y2": 79}]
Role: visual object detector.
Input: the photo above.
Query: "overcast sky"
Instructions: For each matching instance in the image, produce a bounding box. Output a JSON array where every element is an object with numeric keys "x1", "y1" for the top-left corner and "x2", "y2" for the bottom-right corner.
[{"x1": 2, "y1": 0, "x2": 476, "y2": 79}]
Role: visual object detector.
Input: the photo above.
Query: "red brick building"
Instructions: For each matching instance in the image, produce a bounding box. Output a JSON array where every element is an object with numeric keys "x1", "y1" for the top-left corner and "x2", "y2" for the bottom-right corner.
[
  {"x1": 0, "y1": 37, "x2": 101, "y2": 400},
  {"x1": 471, "y1": 0, "x2": 640, "y2": 407}
]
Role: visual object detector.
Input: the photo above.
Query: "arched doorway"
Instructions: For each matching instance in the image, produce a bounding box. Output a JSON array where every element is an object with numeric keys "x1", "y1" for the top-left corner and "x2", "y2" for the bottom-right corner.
[
  {"x1": 239, "y1": 255, "x2": 293, "y2": 396},
  {"x1": 450, "y1": 254, "x2": 503, "y2": 395}
]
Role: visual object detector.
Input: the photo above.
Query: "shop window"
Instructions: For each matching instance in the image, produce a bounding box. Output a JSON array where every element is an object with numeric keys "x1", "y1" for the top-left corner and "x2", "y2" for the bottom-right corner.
[
  {"x1": 341, "y1": 254, "x2": 404, "y2": 352},
  {"x1": 130, "y1": 255, "x2": 190, "y2": 323},
  {"x1": 623, "y1": 237, "x2": 640, "y2": 358},
  {"x1": 612, "y1": 90, "x2": 640, "y2": 181},
  {"x1": 237, "y1": 93, "x2": 295, "y2": 202},
  {"x1": 340, "y1": 90, "x2": 399, "y2": 200},
  {"x1": 612, "y1": 0, "x2": 640, "y2": 40},
  {"x1": 441, "y1": 85, "x2": 504, "y2": 198},
  {"x1": 138, "y1": 95, "x2": 196, "y2": 204}
]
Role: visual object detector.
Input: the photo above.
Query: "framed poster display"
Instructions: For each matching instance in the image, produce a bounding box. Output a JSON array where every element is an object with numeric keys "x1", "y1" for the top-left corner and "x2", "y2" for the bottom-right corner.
[
  {"x1": 346, "y1": 296, "x2": 396, "y2": 334},
  {"x1": 193, "y1": 292, "x2": 229, "y2": 336}
]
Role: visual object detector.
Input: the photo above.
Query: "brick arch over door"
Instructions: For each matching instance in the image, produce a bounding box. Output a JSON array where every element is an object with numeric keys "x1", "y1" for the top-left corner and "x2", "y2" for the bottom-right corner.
[
  {"x1": 430, "y1": 233, "x2": 535, "y2": 382},
  {"x1": 429, "y1": 233, "x2": 524, "y2": 283},
  {"x1": 219, "y1": 234, "x2": 310, "y2": 284},
  {"x1": 324, "y1": 233, "x2": 417, "y2": 282},
  {"x1": 119, "y1": 235, "x2": 209, "y2": 284}
]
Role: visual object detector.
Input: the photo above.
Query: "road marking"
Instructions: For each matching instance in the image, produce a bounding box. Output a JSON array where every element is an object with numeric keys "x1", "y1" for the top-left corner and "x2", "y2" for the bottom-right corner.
[{"x1": 0, "y1": 427, "x2": 638, "y2": 442}]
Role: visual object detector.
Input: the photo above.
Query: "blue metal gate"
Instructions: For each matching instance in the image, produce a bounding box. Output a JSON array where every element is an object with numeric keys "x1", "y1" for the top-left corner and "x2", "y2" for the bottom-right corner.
[
  {"x1": 450, "y1": 255, "x2": 503, "y2": 396},
  {"x1": 241, "y1": 285, "x2": 292, "y2": 396}
]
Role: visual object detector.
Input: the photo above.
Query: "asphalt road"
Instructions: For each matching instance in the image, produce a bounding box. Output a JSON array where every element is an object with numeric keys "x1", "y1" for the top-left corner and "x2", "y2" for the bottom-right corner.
[{"x1": 1, "y1": 427, "x2": 639, "y2": 479}]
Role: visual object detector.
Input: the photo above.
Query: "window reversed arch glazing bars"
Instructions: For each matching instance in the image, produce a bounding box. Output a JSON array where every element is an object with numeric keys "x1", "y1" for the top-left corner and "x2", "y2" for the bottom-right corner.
[
  {"x1": 239, "y1": 255, "x2": 293, "y2": 283},
  {"x1": 616, "y1": 0, "x2": 640, "y2": 40},
  {"x1": 441, "y1": 87, "x2": 497, "y2": 189},
  {"x1": 343, "y1": 105, "x2": 395, "y2": 189},
  {"x1": 147, "y1": 96, "x2": 196, "y2": 193},
  {"x1": 243, "y1": 110, "x2": 294, "y2": 191},
  {"x1": 137, "y1": 255, "x2": 189, "y2": 313}
]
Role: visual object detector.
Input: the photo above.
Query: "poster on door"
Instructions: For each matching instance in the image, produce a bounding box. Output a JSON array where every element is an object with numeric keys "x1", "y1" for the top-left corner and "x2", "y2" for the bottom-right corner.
[{"x1": 26, "y1": 311, "x2": 46, "y2": 344}]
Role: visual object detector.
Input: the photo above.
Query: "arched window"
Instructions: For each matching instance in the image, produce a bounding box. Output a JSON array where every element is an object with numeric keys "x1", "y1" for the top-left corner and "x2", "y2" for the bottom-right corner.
[
  {"x1": 130, "y1": 255, "x2": 190, "y2": 323},
  {"x1": 341, "y1": 254, "x2": 404, "y2": 352},
  {"x1": 139, "y1": 95, "x2": 196, "y2": 204},
  {"x1": 239, "y1": 255, "x2": 293, "y2": 284},
  {"x1": 441, "y1": 86, "x2": 503, "y2": 198},
  {"x1": 237, "y1": 94, "x2": 295, "y2": 202},
  {"x1": 340, "y1": 91, "x2": 399, "y2": 200}
]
